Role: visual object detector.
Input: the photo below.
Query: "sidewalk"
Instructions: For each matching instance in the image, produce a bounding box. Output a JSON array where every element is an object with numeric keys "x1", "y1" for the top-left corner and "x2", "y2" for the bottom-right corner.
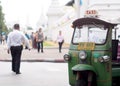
[{"x1": 0, "y1": 44, "x2": 69, "y2": 62}]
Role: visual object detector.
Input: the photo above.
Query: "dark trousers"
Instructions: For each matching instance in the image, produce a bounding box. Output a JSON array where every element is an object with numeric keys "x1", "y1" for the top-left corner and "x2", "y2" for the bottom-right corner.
[
  {"x1": 58, "y1": 42, "x2": 63, "y2": 53},
  {"x1": 37, "y1": 41, "x2": 43, "y2": 52},
  {"x1": 10, "y1": 45, "x2": 23, "y2": 73}
]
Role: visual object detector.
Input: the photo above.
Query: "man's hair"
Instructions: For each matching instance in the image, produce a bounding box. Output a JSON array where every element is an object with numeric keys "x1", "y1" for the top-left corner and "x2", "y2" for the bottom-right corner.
[{"x1": 14, "y1": 24, "x2": 20, "y2": 29}]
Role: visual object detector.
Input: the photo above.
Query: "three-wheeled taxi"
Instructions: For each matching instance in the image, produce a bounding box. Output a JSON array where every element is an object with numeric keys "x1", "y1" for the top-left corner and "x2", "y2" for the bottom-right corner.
[{"x1": 64, "y1": 17, "x2": 120, "y2": 86}]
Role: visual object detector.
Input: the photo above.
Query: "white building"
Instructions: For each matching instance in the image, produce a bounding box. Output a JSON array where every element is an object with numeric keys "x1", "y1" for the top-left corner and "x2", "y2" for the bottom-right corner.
[
  {"x1": 36, "y1": 7, "x2": 48, "y2": 31},
  {"x1": 46, "y1": 0, "x2": 75, "y2": 43},
  {"x1": 45, "y1": 0, "x2": 120, "y2": 43}
]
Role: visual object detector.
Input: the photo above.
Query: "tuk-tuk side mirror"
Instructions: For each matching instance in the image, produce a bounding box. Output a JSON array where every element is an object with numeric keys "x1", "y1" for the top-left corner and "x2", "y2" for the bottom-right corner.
[{"x1": 98, "y1": 55, "x2": 110, "y2": 63}]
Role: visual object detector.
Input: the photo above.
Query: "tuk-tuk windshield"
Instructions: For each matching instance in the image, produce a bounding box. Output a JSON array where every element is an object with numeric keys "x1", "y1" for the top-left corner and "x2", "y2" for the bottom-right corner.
[{"x1": 73, "y1": 25, "x2": 108, "y2": 44}]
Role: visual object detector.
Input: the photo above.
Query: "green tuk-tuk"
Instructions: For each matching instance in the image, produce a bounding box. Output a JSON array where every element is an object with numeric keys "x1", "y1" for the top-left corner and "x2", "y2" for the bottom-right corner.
[{"x1": 64, "y1": 17, "x2": 120, "y2": 86}]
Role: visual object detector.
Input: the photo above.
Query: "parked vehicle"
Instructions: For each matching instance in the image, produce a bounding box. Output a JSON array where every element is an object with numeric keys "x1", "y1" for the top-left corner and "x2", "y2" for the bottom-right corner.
[{"x1": 64, "y1": 17, "x2": 120, "y2": 86}]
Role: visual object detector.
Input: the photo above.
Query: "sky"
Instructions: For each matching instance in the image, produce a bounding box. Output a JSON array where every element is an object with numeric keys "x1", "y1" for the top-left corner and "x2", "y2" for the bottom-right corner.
[
  {"x1": 1, "y1": 0, "x2": 120, "y2": 29},
  {"x1": 0, "y1": 0, "x2": 70, "y2": 29}
]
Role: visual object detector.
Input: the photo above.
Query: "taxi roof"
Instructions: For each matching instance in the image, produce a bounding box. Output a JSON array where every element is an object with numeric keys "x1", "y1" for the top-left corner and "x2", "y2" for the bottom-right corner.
[{"x1": 72, "y1": 17, "x2": 117, "y2": 28}]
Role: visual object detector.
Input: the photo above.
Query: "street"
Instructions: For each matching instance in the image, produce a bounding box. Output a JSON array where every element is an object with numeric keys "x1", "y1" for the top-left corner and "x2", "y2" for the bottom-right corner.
[
  {"x1": 0, "y1": 62, "x2": 70, "y2": 86},
  {"x1": 0, "y1": 44, "x2": 69, "y2": 62}
]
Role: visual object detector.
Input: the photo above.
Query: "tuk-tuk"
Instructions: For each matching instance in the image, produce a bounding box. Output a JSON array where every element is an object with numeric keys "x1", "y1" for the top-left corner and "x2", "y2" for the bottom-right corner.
[{"x1": 64, "y1": 17, "x2": 120, "y2": 86}]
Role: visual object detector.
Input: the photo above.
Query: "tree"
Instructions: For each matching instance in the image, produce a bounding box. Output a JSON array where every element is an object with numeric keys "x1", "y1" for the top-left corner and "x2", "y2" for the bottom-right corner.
[{"x1": 0, "y1": 1, "x2": 8, "y2": 34}]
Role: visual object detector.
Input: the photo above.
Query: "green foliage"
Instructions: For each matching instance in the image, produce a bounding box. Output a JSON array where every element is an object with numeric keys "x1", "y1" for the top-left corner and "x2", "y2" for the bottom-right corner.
[
  {"x1": 0, "y1": 1, "x2": 8, "y2": 34},
  {"x1": 43, "y1": 41, "x2": 53, "y2": 46}
]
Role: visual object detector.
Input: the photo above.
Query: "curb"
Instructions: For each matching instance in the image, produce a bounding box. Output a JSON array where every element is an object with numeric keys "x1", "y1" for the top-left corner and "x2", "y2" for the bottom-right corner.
[{"x1": 0, "y1": 59, "x2": 66, "y2": 63}]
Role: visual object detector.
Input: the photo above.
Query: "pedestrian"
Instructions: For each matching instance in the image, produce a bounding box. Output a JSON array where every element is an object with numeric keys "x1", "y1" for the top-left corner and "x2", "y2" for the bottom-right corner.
[
  {"x1": 30, "y1": 32, "x2": 34, "y2": 48},
  {"x1": 35, "y1": 28, "x2": 44, "y2": 53},
  {"x1": 34, "y1": 31, "x2": 37, "y2": 48},
  {"x1": 2, "y1": 34, "x2": 6, "y2": 45},
  {"x1": 0, "y1": 34, "x2": 2, "y2": 44},
  {"x1": 25, "y1": 32, "x2": 30, "y2": 49},
  {"x1": 7, "y1": 24, "x2": 30, "y2": 74},
  {"x1": 57, "y1": 30, "x2": 64, "y2": 53}
]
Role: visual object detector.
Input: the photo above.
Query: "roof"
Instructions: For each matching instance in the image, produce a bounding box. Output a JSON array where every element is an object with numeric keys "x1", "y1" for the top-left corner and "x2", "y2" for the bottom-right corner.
[{"x1": 72, "y1": 17, "x2": 117, "y2": 28}]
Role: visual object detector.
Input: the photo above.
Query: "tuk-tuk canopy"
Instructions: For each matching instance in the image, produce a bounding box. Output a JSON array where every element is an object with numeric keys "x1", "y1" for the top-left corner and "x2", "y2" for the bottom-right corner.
[{"x1": 72, "y1": 18, "x2": 117, "y2": 29}]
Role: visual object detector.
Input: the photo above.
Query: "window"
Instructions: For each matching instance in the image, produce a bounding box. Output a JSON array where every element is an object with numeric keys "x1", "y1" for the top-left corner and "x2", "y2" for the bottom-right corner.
[{"x1": 72, "y1": 25, "x2": 108, "y2": 44}]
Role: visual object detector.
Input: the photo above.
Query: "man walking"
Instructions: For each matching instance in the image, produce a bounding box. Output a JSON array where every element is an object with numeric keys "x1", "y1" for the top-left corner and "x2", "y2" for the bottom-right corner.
[
  {"x1": 36, "y1": 28, "x2": 44, "y2": 53},
  {"x1": 7, "y1": 24, "x2": 30, "y2": 74}
]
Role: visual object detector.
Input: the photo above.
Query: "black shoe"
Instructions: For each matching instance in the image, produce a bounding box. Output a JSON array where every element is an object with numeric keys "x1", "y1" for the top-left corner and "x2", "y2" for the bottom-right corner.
[{"x1": 16, "y1": 72, "x2": 21, "y2": 74}]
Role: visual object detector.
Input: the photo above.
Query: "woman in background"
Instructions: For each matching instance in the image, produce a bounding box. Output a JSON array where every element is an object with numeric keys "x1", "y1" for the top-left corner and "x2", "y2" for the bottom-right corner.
[{"x1": 57, "y1": 31, "x2": 64, "y2": 53}]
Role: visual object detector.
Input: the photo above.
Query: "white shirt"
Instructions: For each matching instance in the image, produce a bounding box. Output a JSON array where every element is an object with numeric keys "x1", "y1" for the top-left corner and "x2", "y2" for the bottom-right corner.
[
  {"x1": 57, "y1": 35, "x2": 64, "y2": 42},
  {"x1": 7, "y1": 30, "x2": 30, "y2": 49}
]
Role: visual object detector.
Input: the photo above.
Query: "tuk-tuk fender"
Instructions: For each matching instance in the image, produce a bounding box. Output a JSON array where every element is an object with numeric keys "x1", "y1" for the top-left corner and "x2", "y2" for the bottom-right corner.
[{"x1": 72, "y1": 64, "x2": 97, "y2": 75}]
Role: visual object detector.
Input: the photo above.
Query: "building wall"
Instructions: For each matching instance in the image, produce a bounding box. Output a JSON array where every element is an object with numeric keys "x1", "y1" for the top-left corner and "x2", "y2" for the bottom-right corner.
[
  {"x1": 51, "y1": 22, "x2": 74, "y2": 44},
  {"x1": 46, "y1": 0, "x2": 120, "y2": 44}
]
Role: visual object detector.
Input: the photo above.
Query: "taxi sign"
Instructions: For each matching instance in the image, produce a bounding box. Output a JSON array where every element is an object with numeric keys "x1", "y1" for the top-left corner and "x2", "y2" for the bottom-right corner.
[
  {"x1": 86, "y1": 10, "x2": 97, "y2": 15},
  {"x1": 85, "y1": 10, "x2": 98, "y2": 18}
]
